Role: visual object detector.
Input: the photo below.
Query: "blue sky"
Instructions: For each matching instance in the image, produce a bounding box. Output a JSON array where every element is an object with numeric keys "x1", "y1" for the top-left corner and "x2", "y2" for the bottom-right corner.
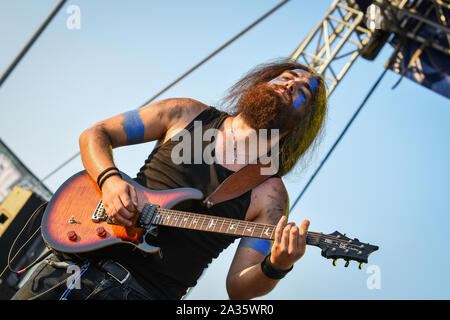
[{"x1": 0, "y1": 0, "x2": 449, "y2": 299}]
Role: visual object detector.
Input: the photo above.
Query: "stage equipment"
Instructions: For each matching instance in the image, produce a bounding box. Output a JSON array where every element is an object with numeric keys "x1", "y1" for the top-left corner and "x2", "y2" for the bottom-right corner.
[
  {"x1": 288, "y1": 0, "x2": 449, "y2": 210},
  {"x1": 290, "y1": 0, "x2": 449, "y2": 98},
  {"x1": 0, "y1": 186, "x2": 46, "y2": 299}
]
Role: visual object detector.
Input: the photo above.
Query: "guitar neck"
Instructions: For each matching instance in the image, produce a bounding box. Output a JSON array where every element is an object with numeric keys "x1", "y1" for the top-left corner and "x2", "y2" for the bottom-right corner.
[{"x1": 151, "y1": 208, "x2": 325, "y2": 246}]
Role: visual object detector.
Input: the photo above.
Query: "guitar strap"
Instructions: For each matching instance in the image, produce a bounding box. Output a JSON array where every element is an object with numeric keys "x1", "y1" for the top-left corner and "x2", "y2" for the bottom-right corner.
[
  {"x1": 203, "y1": 122, "x2": 288, "y2": 208},
  {"x1": 203, "y1": 161, "x2": 276, "y2": 208}
]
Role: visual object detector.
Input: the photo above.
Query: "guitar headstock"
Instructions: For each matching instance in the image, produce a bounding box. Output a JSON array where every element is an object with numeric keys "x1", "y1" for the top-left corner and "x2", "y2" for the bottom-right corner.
[{"x1": 317, "y1": 231, "x2": 379, "y2": 269}]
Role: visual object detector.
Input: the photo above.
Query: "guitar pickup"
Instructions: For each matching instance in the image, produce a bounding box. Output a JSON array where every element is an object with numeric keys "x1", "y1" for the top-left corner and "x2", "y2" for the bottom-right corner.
[{"x1": 135, "y1": 203, "x2": 159, "y2": 229}]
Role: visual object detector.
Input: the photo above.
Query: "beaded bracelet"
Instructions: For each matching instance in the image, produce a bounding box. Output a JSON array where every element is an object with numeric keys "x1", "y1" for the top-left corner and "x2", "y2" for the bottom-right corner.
[{"x1": 260, "y1": 254, "x2": 293, "y2": 280}]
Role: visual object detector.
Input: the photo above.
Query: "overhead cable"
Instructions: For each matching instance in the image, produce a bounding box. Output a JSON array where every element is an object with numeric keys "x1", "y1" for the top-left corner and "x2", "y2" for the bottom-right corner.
[
  {"x1": 289, "y1": 67, "x2": 389, "y2": 212},
  {"x1": 36, "y1": 0, "x2": 290, "y2": 184}
]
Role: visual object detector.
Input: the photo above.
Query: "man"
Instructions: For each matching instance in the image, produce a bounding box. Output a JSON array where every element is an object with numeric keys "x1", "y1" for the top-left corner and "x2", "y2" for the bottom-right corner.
[{"x1": 13, "y1": 60, "x2": 327, "y2": 300}]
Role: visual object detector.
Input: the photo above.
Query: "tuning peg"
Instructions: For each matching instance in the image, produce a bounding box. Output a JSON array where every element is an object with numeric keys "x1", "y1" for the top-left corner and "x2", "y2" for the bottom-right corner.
[
  {"x1": 358, "y1": 263, "x2": 363, "y2": 270},
  {"x1": 344, "y1": 260, "x2": 349, "y2": 268},
  {"x1": 333, "y1": 259, "x2": 337, "y2": 267}
]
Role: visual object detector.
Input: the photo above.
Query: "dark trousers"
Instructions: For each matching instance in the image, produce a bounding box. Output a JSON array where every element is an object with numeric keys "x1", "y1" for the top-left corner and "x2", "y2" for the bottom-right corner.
[{"x1": 11, "y1": 253, "x2": 153, "y2": 300}]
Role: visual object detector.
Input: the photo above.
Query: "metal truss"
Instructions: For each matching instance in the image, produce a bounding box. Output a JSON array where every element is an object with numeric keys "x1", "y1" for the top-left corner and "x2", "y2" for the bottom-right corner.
[
  {"x1": 288, "y1": 0, "x2": 449, "y2": 97},
  {"x1": 376, "y1": 0, "x2": 450, "y2": 56},
  {"x1": 289, "y1": 0, "x2": 373, "y2": 97}
]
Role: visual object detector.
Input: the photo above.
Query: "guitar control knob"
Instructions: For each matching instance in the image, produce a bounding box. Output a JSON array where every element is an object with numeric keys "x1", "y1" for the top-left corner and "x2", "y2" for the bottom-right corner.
[
  {"x1": 96, "y1": 227, "x2": 107, "y2": 238},
  {"x1": 67, "y1": 231, "x2": 77, "y2": 241}
]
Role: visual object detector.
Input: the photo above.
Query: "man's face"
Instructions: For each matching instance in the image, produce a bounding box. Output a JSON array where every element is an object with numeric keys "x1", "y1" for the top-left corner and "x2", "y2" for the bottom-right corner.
[
  {"x1": 268, "y1": 69, "x2": 318, "y2": 112},
  {"x1": 238, "y1": 69, "x2": 318, "y2": 132}
]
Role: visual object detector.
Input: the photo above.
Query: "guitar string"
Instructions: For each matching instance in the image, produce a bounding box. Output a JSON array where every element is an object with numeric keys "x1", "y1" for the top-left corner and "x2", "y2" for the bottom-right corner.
[
  {"x1": 155, "y1": 208, "x2": 357, "y2": 242},
  {"x1": 106, "y1": 205, "x2": 361, "y2": 256},
  {"x1": 153, "y1": 210, "x2": 332, "y2": 246},
  {"x1": 98, "y1": 201, "x2": 370, "y2": 250},
  {"x1": 155, "y1": 209, "x2": 362, "y2": 247},
  {"x1": 152, "y1": 208, "x2": 368, "y2": 250},
  {"x1": 150, "y1": 212, "x2": 367, "y2": 257},
  {"x1": 100, "y1": 200, "x2": 354, "y2": 242}
]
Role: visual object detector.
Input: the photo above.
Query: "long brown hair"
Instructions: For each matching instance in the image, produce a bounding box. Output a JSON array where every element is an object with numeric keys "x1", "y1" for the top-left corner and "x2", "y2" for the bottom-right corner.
[{"x1": 221, "y1": 59, "x2": 328, "y2": 176}]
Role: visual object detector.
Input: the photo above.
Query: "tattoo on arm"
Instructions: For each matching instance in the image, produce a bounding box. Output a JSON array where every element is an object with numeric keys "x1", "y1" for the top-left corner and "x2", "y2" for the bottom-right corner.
[
  {"x1": 155, "y1": 101, "x2": 185, "y2": 123},
  {"x1": 122, "y1": 109, "x2": 145, "y2": 145},
  {"x1": 167, "y1": 105, "x2": 183, "y2": 121},
  {"x1": 267, "y1": 206, "x2": 285, "y2": 225},
  {"x1": 266, "y1": 184, "x2": 288, "y2": 225},
  {"x1": 99, "y1": 124, "x2": 113, "y2": 146}
]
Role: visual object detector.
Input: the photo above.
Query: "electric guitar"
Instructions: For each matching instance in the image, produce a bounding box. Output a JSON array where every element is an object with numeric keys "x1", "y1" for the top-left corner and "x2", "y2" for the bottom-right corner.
[{"x1": 41, "y1": 171, "x2": 379, "y2": 269}]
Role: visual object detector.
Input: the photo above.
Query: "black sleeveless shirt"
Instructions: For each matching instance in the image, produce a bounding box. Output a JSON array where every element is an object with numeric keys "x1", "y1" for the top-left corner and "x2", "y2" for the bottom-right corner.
[{"x1": 114, "y1": 107, "x2": 252, "y2": 299}]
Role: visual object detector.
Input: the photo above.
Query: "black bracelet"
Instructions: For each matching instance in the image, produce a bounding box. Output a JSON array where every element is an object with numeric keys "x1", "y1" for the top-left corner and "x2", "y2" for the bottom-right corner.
[
  {"x1": 96, "y1": 167, "x2": 119, "y2": 186},
  {"x1": 98, "y1": 172, "x2": 122, "y2": 190},
  {"x1": 260, "y1": 254, "x2": 293, "y2": 280}
]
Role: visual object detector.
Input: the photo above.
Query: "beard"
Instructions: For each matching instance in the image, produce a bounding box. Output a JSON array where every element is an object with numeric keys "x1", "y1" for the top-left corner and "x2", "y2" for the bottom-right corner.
[{"x1": 236, "y1": 83, "x2": 301, "y2": 132}]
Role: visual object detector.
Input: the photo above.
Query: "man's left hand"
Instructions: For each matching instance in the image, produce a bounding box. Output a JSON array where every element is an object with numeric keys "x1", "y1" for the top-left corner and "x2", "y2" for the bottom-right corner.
[{"x1": 270, "y1": 215, "x2": 310, "y2": 270}]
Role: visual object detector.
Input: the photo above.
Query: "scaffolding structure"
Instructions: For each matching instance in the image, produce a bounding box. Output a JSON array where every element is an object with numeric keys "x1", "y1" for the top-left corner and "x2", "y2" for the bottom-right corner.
[
  {"x1": 290, "y1": 0, "x2": 373, "y2": 97},
  {"x1": 376, "y1": 0, "x2": 450, "y2": 56},
  {"x1": 288, "y1": 0, "x2": 449, "y2": 98}
]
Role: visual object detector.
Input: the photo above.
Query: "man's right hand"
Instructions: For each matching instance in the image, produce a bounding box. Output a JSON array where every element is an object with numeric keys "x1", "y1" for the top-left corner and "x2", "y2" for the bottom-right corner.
[
  {"x1": 79, "y1": 98, "x2": 208, "y2": 227},
  {"x1": 101, "y1": 175, "x2": 139, "y2": 226}
]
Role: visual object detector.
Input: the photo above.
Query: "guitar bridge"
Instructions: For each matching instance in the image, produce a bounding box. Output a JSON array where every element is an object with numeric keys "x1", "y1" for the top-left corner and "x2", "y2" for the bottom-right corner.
[
  {"x1": 91, "y1": 200, "x2": 108, "y2": 222},
  {"x1": 136, "y1": 203, "x2": 159, "y2": 229}
]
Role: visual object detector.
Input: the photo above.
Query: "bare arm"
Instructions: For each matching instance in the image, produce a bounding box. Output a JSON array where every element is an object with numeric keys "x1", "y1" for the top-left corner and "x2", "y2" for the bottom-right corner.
[
  {"x1": 226, "y1": 177, "x2": 310, "y2": 300},
  {"x1": 79, "y1": 98, "x2": 208, "y2": 225}
]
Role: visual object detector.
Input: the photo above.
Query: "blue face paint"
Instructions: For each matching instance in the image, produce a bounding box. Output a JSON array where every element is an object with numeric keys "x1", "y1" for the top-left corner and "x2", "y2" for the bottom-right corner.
[
  {"x1": 269, "y1": 69, "x2": 319, "y2": 109},
  {"x1": 238, "y1": 237, "x2": 271, "y2": 255},
  {"x1": 268, "y1": 78, "x2": 287, "y2": 84},
  {"x1": 292, "y1": 94, "x2": 306, "y2": 109},
  {"x1": 308, "y1": 77, "x2": 319, "y2": 91},
  {"x1": 122, "y1": 109, "x2": 145, "y2": 144},
  {"x1": 292, "y1": 69, "x2": 319, "y2": 109}
]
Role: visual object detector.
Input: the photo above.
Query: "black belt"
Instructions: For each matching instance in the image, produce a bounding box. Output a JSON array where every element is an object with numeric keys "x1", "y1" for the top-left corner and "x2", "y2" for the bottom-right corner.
[
  {"x1": 96, "y1": 259, "x2": 153, "y2": 299},
  {"x1": 50, "y1": 251, "x2": 153, "y2": 300}
]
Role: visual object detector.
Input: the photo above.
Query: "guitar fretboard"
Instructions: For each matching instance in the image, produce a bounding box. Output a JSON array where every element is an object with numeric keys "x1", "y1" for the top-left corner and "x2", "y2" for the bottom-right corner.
[
  {"x1": 99, "y1": 200, "x2": 334, "y2": 247},
  {"x1": 151, "y1": 208, "x2": 325, "y2": 246},
  {"x1": 152, "y1": 208, "x2": 276, "y2": 240}
]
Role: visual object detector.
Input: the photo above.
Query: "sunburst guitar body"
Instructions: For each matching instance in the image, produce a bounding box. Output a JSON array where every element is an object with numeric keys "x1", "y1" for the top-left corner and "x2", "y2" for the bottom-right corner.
[{"x1": 41, "y1": 170, "x2": 379, "y2": 269}]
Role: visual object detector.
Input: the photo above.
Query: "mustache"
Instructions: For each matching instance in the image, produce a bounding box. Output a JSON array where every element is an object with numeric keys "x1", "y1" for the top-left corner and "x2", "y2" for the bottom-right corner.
[
  {"x1": 237, "y1": 83, "x2": 299, "y2": 131},
  {"x1": 271, "y1": 84, "x2": 293, "y2": 105}
]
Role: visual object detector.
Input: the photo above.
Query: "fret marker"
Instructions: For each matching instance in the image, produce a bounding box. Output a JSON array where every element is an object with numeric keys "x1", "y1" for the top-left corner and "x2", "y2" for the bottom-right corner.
[
  {"x1": 208, "y1": 219, "x2": 216, "y2": 229},
  {"x1": 193, "y1": 219, "x2": 198, "y2": 225},
  {"x1": 264, "y1": 228, "x2": 270, "y2": 236},
  {"x1": 229, "y1": 224, "x2": 236, "y2": 230}
]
